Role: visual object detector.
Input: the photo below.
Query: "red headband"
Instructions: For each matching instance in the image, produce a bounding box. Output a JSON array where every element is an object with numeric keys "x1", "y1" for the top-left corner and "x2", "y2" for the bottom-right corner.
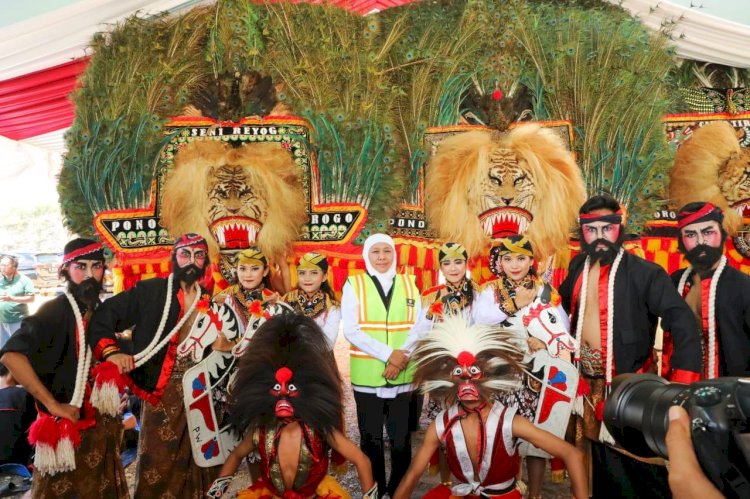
[
  {"x1": 578, "y1": 210, "x2": 623, "y2": 225},
  {"x1": 677, "y1": 203, "x2": 721, "y2": 229},
  {"x1": 173, "y1": 233, "x2": 208, "y2": 252},
  {"x1": 62, "y1": 242, "x2": 104, "y2": 265}
]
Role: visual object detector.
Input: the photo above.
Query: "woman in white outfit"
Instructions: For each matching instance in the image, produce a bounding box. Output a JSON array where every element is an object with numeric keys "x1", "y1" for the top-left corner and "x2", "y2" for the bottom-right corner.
[
  {"x1": 281, "y1": 252, "x2": 341, "y2": 349},
  {"x1": 474, "y1": 235, "x2": 570, "y2": 499}
]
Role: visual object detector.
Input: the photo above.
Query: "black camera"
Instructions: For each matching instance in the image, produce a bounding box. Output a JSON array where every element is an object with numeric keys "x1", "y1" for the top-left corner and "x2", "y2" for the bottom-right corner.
[{"x1": 603, "y1": 373, "x2": 750, "y2": 498}]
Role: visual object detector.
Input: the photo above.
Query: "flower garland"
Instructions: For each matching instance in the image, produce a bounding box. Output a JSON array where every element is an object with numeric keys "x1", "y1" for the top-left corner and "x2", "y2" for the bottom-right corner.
[
  {"x1": 570, "y1": 249, "x2": 624, "y2": 445},
  {"x1": 28, "y1": 291, "x2": 93, "y2": 476},
  {"x1": 134, "y1": 274, "x2": 201, "y2": 368},
  {"x1": 676, "y1": 256, "x2": 727, "y2": 379},
  {"x1": 63, "y1": 290, "x2": 92, "y2": 408}
]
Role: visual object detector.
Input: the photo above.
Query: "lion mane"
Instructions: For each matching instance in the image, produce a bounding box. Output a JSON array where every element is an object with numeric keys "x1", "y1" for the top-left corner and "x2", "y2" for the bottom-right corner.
[
  {"x1": 669, "y1": 122, "x2": 747, "y2": 235},
  {"x1": 425, "y1": 125, "x2": 585, "y2": 262},
  {"x1": 160, "y1": 140, "x2": 307, "y2": 260}
]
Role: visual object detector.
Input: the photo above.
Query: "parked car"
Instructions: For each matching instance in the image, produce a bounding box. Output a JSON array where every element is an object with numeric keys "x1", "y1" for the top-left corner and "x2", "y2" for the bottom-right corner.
[{"x1": 34, "y1": 253, "x2": 63, "y2": 290}]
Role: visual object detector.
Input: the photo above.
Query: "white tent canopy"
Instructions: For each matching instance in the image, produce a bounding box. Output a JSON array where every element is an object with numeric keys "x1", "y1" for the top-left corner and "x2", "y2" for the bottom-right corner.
[
  {"x1": 0, "y1": 0, "x2": 209, "y2": 81},
  {"x1": 1, "y1": 0, "x2": 749, "y2": 83},
  {"x1": 609, "y1": 0, "x2": 750, "y2": 68}
]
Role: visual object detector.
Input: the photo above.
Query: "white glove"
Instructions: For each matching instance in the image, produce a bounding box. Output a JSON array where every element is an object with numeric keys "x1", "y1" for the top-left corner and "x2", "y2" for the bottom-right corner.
[
  {"x1": 362, "y1": 483, "x2": 379, "y2": 499},
  {"x1": 206, "y1": 475, "x2": 232, "y2": 498}
]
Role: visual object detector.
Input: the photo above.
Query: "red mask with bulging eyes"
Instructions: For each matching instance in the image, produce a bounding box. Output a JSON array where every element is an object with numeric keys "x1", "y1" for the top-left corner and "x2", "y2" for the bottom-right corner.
[
  {"x1": 270, "y1": 366, "x2": 299, "y2": 419},
  {"x1": 452, "y1": 351, "x2": 482, "y2": 401}
]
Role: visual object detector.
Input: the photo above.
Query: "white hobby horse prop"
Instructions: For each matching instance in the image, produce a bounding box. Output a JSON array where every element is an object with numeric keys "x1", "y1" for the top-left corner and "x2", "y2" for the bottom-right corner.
[
  {"x1": 181, "y1": 300, "x2": 293, "y2": 467},
  {"x1": 519, "y1": 350, "x2": 579, "y2": 458},
  {"x1": 522, "y1": 284, "x2": 577, "y2": 357},
  {"x1": 519, "y1": 284, "x2": 579, "y2": 458}
]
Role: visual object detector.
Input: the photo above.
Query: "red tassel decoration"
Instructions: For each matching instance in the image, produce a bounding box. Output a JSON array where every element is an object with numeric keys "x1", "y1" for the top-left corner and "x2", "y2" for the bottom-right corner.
[
  {"x1": 576, "y1": 378, "x2": 590, "y2": 396},
  {"x1": 595, "y1": 400, "x2": 605, "y2": 422},
  {"x1": 28, "y1": 413, "x2": 59, "y2": 447},
  {"x1": 56, "y1": 418, "x2": 82, "y2": 472},
  {"x1": 28, "y1": 413, "x2": 60, "y2": 476},
  {"x1": 57, "y1": 418, "x2": 82, "y2": 448},
  {"x1": 90, "y1": 361, "x2": 125, "y2": 416}
]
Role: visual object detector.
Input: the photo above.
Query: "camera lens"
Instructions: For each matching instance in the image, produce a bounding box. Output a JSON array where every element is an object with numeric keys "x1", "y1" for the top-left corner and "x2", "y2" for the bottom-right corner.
[{"x1": 603, "y1": 373, "x2": 688, "y2": 458}]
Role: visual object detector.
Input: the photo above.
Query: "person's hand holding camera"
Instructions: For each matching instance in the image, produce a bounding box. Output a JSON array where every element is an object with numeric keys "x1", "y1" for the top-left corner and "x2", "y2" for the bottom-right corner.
[{"x1": 666, "y1": 405, "x2": 724, "y2": 499}]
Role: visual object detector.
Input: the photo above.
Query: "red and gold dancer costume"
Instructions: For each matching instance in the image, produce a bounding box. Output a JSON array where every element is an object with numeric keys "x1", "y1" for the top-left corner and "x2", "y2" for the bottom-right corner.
[
  {"x1": 393, "y1": 314, "x2": 588, "y2": 499},
  {"x1": 206, "y1": 313, "x2": 377, "y2": 499}
]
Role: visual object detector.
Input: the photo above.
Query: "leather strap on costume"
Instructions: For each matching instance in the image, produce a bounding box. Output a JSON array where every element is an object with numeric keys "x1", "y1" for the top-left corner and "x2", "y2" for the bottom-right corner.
[{"x1": 441, "y1": 401, "x2": 489, "y2": 464}]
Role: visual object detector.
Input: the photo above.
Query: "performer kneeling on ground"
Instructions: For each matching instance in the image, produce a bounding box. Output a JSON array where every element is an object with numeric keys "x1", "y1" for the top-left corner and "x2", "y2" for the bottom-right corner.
[
  {"x1": 206, "y1": 313, "x2": 376, "y2": 498},
  {"x1": 393, "y1": 313, "x2": 586, "y2": 499},
  {"x1": 0, "y1": 238, "x2": 128, "y2": 499}
]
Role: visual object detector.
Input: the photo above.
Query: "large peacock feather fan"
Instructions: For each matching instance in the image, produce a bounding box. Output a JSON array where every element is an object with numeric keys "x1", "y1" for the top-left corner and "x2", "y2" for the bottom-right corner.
[
  {"x1": 59, "y1": 0, "x2": 689, "y2": 240},
  {"x1": 513, "y1": 2, "x2": 678, "y2": 233},
  {"x1": 378, "y1": 0, "x2": 480, "y2": 202},
  {"x1": 60, "y1": 7, "x2": 214, "y2": 236},
  {"x1": 461, "y1": 0, "x2": 531, "y2": 129},
  {"x1": 257, "y1": 2, "x2": 407, "y2": 236}
]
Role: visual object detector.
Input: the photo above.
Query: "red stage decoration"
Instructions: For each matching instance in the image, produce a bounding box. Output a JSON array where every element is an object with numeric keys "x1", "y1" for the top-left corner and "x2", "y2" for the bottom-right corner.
[{"x1": 0, "y1": 59, "x2": 89, "y2": 140}]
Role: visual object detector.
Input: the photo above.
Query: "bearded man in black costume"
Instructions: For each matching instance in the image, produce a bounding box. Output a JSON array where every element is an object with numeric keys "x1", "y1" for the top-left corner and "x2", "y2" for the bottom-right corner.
[
  {"x1": 559, "y1": 194, "x2": 701, "y2": 498},
  {"x1": 89, "y1": 233, "x2": 220, "y2": 499},
  {"x1": 667, "y1": 202, "x2": 750, "y2": 379},
  {"x1": 0, "y1": 238, "x2": 128, "y2": 498}
]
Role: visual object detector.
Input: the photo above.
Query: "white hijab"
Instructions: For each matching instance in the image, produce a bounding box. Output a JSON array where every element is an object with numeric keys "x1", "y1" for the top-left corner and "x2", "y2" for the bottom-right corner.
[{"x1": 363, "y1": 233, "x2": 397, "y2": 295}]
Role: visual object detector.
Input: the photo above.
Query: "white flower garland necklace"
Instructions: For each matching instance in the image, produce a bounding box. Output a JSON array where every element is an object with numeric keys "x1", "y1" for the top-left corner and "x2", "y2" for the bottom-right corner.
[
  {"x1": 63, "y1": 290, "x2": 93, "y2": 409},
  {"x1": 133, "y1": 274, "x2": 201, "y2": 368},
  {"x1": 676, "y1": 255, "x2": 727, "y2": 379},
  {"x1": 572, "y1": 248, "x2": 625, "y2": 388}
]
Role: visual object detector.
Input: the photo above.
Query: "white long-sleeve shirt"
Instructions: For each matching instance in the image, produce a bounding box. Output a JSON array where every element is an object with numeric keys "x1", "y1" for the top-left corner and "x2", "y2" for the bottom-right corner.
[
  {"x1": 313, "y1": 306, "x2": 341, "y2": 349},
  {"x1": 341, "y1": 278, "x2": 421, "y2": 398}
]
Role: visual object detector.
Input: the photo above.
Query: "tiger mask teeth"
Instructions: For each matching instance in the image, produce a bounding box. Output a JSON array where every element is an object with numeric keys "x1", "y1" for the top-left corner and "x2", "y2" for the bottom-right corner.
[
  {"x1": 209, "y1": 216, "x2": 262, "y2": 250},
  {"x1": 478, "y1": 206, "x2": 533, "y2": 239},
  {"x1": 732, "y1": 199, "x2": 750, "y2": 218}
]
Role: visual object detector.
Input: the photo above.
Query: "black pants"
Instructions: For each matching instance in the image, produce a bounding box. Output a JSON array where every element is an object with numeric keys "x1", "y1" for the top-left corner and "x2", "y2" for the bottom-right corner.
[
  {"x1": 591, "y1": 441, "x2": 670, "y2": 498},
  {"x1": 353, "y1": 390, "x2": 417, "y2": 496}
]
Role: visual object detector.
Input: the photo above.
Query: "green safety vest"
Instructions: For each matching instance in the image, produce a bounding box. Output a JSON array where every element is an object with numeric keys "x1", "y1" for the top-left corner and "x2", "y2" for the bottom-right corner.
[{"x1": 348, "y1": 273, "x2": 419, "y2": 387}]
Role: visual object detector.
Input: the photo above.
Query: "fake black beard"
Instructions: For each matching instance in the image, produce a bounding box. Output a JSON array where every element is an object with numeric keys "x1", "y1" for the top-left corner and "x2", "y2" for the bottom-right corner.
[
  {"x1": 68, "y1": 278, "x2": 102, "y2": 308},
  {"x1": 581, "y1": 238, "x2": 621, "y2": 266},
  {"x1": 174, "y1": 263, "x2": 203, "y2": 286},
  {"x1": 685, "y1": 244, "x2": 724, "y2": 273}
]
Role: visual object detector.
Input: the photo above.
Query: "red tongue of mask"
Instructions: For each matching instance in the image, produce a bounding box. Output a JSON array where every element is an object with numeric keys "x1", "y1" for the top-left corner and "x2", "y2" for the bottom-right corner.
[
  {"x1": 456, "y1": 351, "x2": 480, "y2": 401},
  {"x1": 273, "y1": 367, "x2": 295, "y2": 419}
]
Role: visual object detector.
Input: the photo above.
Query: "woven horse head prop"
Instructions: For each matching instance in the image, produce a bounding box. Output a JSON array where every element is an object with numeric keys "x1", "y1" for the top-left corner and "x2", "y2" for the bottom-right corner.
[
  {"x1": 231, "y1": 301, "x2": 295, "y2": 357},
  {"x1": 522, "y1": 284, "x2": 577, "y2": 357},
  {"x1": 177, "y1": 299, "x2": 242, "y2": 362}
]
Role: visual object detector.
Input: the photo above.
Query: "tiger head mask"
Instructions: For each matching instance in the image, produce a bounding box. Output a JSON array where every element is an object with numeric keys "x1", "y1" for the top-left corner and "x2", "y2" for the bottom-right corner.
[
  {"x1": 425, "y1": 125, "x2": 586, "y2": 262},
  {"x1": 160, "y1": 140, "x2": 307, "y2": 272}
]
